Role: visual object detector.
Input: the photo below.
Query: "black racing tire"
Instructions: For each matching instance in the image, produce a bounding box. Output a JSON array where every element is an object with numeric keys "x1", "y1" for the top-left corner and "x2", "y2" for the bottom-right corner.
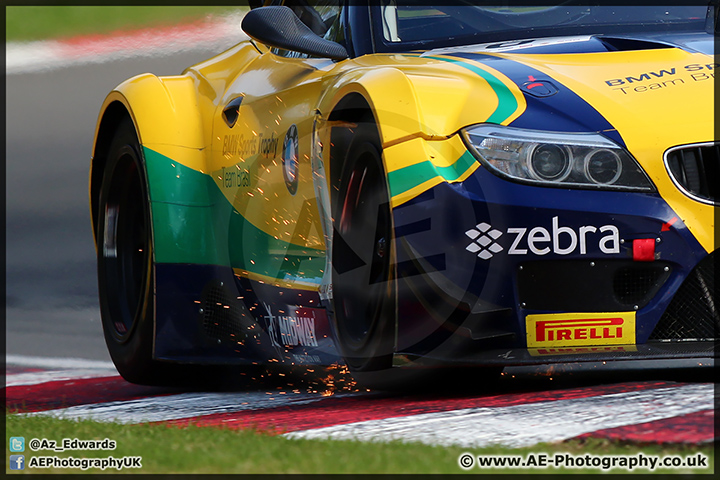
[
  {"x1": 331, "y1": 126, "x2": 395, "y2": 375},
  {"x1": 96, "y1": 119, "x2": 276, "y2": 388},
  {"x1": 96, "y1": 117, "x2": 170, "y2": 385},
  {"x1": 96, "y1": 117, "x2": 248, "y2": 387}
]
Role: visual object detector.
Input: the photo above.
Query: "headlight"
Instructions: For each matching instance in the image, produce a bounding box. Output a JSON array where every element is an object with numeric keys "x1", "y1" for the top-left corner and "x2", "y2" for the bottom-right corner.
[{"x1": 461, "y1": 124, "x2": 655, "y2": 192}]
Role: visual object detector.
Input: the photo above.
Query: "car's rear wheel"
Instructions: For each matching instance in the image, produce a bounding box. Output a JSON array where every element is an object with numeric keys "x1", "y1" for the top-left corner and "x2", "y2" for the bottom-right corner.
[
  {"x1": 332, "y1": 126, "x2": 395, "y2": 376},
  {"x1": 96, "y1": 118, "x2": 170, "y2": 385},
  {"x1": 97, "y1": 119, "x2": 270, "y2": 387}
]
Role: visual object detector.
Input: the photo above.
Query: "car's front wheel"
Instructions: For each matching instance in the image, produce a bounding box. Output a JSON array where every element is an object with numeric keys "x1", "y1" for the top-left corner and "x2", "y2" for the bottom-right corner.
[{"x1": 332, "y1": 125, "x2": 396, "y2": 377}]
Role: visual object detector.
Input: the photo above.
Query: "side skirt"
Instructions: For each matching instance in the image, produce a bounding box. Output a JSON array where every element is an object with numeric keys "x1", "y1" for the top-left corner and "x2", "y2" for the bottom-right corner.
[{"x1": 153, "y1": 263, "x2": 341, "y2": 367}]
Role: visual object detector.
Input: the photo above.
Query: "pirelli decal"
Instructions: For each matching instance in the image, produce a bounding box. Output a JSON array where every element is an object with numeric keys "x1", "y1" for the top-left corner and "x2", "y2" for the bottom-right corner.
[{"x1": 526, "y1": 312, "x2": 636, "y2": 348}]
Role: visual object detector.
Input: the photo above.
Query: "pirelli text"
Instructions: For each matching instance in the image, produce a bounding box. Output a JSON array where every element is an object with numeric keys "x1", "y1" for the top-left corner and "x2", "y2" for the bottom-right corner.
[{"x1": 458, "y1": 452, "x2": 709, "y2": 472}]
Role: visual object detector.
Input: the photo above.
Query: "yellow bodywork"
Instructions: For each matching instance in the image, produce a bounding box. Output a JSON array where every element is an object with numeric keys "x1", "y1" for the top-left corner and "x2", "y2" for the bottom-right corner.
[
  {"x1": 508, "y1": 48, "x2": 714, "y2": 252},
  {"x1": 92, "y1": 38, "x2": 714, "y2": 293}
]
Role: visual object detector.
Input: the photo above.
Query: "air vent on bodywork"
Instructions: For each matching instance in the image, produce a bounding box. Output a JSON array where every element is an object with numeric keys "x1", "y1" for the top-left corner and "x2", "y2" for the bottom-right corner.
[
  {"x1": 613, "y1": 265, "x2": 669, "y2": 306},
  {"x1": 199, "y1": 281, "x2": 254, "y2": 345},
  {"x1": 596, "y1": 36, "x2": 672, "y2": 52},
  {"x1": 650, "y1": 250, "x2": 718, "y2": 341},
  {"x1": 665, "y1": 142, "x2": 720, "y2": 204},
  {"x1": 517, "y1": 260, "x2": 670, "y2": 311}
]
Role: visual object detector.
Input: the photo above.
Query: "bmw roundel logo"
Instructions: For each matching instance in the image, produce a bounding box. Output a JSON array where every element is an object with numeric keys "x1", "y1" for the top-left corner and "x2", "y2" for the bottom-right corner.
[{"x1": 283, "y1": 124, "x2": 299, "y2": 195}]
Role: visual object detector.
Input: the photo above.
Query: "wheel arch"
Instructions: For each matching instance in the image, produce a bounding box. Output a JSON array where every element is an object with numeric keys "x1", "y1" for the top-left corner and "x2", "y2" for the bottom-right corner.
[
  {"x1": 319, "y1": 67, "x2": 452, "y2": 212},
  {"x1": 90, "y1": 99, "x2": 132, "y2": 243},
  {"x1": 90, "y1": 74, "x2": 211, "y2": 253},
  {"x1": 320, "y1": 67, "x2": 424, "y2": 199},
  {"x1": 321, "y1": 67, "x2": 425, "y2": 147},
  {"x1": 326, "y1": 93, "x2": 378, "y2": 201}
]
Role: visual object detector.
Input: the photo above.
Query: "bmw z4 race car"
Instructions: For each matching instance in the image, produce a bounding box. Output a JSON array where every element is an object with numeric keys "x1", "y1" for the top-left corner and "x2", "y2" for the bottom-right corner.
[{"x1": 91, "y1": 2, "x2": 717, "y2": 388}]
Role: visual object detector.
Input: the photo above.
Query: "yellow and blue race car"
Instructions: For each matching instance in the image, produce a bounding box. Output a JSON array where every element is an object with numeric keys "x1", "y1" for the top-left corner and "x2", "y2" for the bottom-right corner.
[{"x1": 91, "y1": 2, "x2": 716, "y2": 387}]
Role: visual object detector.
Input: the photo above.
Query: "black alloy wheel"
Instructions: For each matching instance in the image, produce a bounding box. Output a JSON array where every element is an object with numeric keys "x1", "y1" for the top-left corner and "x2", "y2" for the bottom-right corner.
[{"x1": 332, "y1": 126, "x2": 395, "y2": 374}]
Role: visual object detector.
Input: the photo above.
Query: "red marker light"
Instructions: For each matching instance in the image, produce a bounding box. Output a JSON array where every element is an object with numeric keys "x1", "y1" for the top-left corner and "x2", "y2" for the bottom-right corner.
[{"x1": 633, "y1": 238, "x2": 656, "y2": 262}]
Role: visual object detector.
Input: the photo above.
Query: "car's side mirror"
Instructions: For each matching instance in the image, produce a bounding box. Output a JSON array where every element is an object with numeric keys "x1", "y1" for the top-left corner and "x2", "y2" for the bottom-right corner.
[{"x1": 242, "y1": 6, "x2": 349, "y2": 60}]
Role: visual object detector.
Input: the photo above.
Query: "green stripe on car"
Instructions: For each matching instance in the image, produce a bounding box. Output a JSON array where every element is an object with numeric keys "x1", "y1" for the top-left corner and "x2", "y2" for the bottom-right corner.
[
  {"x1": 387, "y1": 150, "x2": 477, "y2": 199},
  {"x1": 143, "y1": 146, "x2": 325, "y2": 281},
  {"x1": 425, "y1": 55, "x2": 519, "y2": 124}
]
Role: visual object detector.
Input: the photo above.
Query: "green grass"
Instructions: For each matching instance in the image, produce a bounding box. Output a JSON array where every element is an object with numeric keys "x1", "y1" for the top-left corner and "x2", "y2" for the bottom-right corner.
[
  {"x1": 6, "y1": 414, "x2": 714, "y2": 474},
  {"x1": 6, "y1": 6, "x2": 247, "y2": 42}
]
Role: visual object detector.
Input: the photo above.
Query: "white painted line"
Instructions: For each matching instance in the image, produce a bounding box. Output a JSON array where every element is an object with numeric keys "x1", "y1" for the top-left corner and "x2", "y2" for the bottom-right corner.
[
  {"x1": 5, "y1": 355, "x2": 118, "y2": 386},
  {"x1": 22, "y1": 391, "x2": 342, "y2": 424},
  {"x1": 6, "y1": 354, "x2": 116, "y2": 370},
  {"x1": 6, "y1": 369, "x2": 120, "y2": 388},
  {"x1": 6, "y1": 12, "x2": 249, "y2": 75},
  {"x1": 284, "y1": 383, "x2": 714, "y2": 448}
]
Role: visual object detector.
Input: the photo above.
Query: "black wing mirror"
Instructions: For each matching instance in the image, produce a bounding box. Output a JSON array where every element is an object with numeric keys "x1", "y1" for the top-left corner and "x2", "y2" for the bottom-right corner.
[{"x1": 242, "y1": 6, "x2": 348, "y2": 60}]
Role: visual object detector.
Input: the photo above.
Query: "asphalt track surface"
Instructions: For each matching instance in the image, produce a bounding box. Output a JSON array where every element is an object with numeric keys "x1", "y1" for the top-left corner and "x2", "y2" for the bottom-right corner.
[
  {"x1": 6, "y1": 361, "x2": 715, "y2": 451},
  {"x1": 6, "y1": 49, "x2": 229, "y2": 361},
  {"x1": 5, "y1": 31, "x2": 715, "y2": 452}
]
